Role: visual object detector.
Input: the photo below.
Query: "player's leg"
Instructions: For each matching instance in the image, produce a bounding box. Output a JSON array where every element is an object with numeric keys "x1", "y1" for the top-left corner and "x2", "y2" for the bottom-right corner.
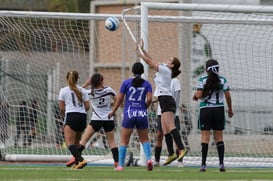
[
  {"x1": 64, "y1": 126, "x2": 84, "y2": 168},
  {"x1": 104, "y1": 121, "x2": 118, "y2": 168},
  {"x1": 174, "y1": 116, "x2": 184, "y2": 167},
  {"x1": 200, "y1": 130, "x2": 210, "y2": 172},
  {"x1": 214, "y1": 130, "x2": 225, "y2": 171},
  {"x1": 71, "y1": 131, "x2": 87, "y2": 169},
  {"x1": 199, "y1": 107, "x2": 212, "y2": 172},
  {"x1": 138, "y1": 128, "x2": 153, "y2": 171},
  {"x1": 66, "y1": 125, "x2": 94, "y2": 167},
  {"x1": 162, "y1": 112, "x2": 186, "y2": 165},
  {"x1": 160, "y1": 96, "x2": 186, "y2": 160},
  {"x1": 161, "y1": 111, "x2": 175, "y2": 156},
  {"x1": 117, "y1": 127, "x2": 133, "y2": 170},
  {"x1": 212, "y1": 107, "x2": 226, "y2": 172},
  {"x1": 154, "y1": 115, "x2": 163, "y2": 166},
  {"x1": 80, "y1": 125, "x2": 95, "y2": 146},
  {"x1": 100, "y1": 130, "x2": 109, "y2": 149},
  {"x1": 66, "y1": 113, "x2": 87, "y2": 169}
]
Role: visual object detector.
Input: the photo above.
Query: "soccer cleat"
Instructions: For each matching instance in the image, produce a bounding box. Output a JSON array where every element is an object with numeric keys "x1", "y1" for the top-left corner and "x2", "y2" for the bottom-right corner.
[
  {"x1": 200, "y1": 165, "x2": 206, "y2": 172},
  {"x1": 114, "y1": 162, "x2": 118, "y2": 168},
  {"x1": 177, "y1": 161, "x2": 184, "y2": 168},
  {"x1": 125, "y1": 152, "x2": 134, "y2": 166},
  {"x1": 66, "y1": 157, "x2": 76, "y2": 167},
  {"x1": 177, "y1": 149, "x2": 188, "y2": 161},
  {"x1": 219, "y1": 164, "x2": 226, "y2": 172},
  {"x1": 154, "y1": 161, "x2": 160, "y2": 167},
  {"x1": 115, "y1": 166, "x2": 123, "y2": 171},
  {"x1": 163, "y1": 153, "x2": 177, "y2": 166},
  {"x1": 72, "y1": 159, "x2": 87, "y2": 170},
  {"x1": 147, "y1": 160, "x2": 153, "y2": 171}
]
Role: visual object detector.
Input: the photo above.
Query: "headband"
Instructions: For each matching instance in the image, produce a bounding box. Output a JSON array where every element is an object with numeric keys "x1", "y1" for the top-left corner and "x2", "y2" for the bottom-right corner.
[{"x1": 207, "y1": 64, "x2": 219, "y2": 74}]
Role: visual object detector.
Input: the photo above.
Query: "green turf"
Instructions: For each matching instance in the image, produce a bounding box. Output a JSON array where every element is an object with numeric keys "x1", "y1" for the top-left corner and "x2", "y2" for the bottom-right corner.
[{"x1": 0, "y1": 165, "x2": 272, "y2": 181}]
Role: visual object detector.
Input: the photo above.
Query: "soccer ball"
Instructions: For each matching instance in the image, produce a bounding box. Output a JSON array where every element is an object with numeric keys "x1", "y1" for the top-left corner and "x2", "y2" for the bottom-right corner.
[{"x1": 105, "y1": 17, "x2": 119, "y2": 31}]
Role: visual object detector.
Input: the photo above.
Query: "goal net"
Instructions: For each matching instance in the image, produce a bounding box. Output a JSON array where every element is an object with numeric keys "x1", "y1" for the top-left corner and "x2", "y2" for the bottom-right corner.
[
  {"x1": 0, "y1": 2, "x2": 273, "y2": 168},
  {"x1": 123, "y1": 2, "x2": 273, "y2": 168},
  {"x1": 0, "y1": 11, "x2": 132, "y2": 163}
]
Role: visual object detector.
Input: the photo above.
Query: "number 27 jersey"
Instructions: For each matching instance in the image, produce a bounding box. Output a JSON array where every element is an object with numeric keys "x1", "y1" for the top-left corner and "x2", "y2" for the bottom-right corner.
[{"x1": 120, "y1": 78, "x2": 152, "y2": 110}]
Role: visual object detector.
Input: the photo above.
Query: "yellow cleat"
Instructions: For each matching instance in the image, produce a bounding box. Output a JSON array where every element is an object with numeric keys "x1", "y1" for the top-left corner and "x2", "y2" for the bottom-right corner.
[
  {"x1": 72, "y1": 160, "x2": 87, "y2": 170},
  {"x1": 177, "y1": 149, "x2": 187, "y2": 161},
  {"x1": 163, "y1": 153, "x2": 177, "y2": 166}
]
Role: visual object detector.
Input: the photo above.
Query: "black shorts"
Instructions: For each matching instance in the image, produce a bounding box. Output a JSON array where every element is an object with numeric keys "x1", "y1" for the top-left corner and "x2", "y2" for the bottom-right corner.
[
  {"x1": 89, "y1": 120, "x2": 115, "y2": 132},
  {"x1": 64, "y1": 112, "x2": 87, "y2": 132},
  {"x1": 156, "y1": 115, "x2": 180, "y2": 131},
  {"x1": 158, "y1": 95, "x2": 176, "y2": 113},
  {"x1": 198, "y1": 106, "x2": 225, "y2": 131}
]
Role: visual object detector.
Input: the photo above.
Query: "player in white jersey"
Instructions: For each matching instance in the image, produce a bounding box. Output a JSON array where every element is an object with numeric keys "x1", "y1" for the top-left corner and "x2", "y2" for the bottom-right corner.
[
  {"x1": 136, "y1": 39, "x2": 187, "y2": 166},
  {"x1": 154, "y1": 77, "x2": 183, "y2": 166},
  {"x1": 58, "y1": 70, "x2": 90, "y2": 170},
  {"x1": 79, "y1": 73, "x2": 119, "y2": 168},
  {"x1": 193, "y1": 59, "x2": 233, "y2": 172}
]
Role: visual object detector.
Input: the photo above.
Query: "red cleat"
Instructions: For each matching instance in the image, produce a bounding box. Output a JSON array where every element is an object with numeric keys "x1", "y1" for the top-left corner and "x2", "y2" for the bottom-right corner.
[
  {"x1": 66, "y1": 157, "x2": 76, "y2": 167},
  {"x1": 147, "y1": 160, "x2": 153, "y2": 171},
  {"x1": 114, "y1": 162, "x2": 118, "y2": 168}
]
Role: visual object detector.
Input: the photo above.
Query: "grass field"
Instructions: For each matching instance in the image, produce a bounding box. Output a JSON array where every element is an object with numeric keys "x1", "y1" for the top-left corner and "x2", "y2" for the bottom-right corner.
[{"x1": 0, "y1": 163, "x2": 272, "y2": 181}]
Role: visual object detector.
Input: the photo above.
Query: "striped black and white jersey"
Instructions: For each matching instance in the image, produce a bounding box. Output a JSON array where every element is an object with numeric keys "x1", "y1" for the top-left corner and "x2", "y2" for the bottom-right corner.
[{"x1": 88, "y1": 86, "x2": 116, "y2": 121}]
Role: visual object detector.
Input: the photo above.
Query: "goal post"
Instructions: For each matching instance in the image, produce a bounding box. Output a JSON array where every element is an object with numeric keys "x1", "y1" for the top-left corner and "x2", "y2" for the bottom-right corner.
[
  {"x1": 0, "y1": 2, "x2": 273, "y2": 168},
  {"x1": 124, "y1": 2, "x2": 273, "y2": 168}
]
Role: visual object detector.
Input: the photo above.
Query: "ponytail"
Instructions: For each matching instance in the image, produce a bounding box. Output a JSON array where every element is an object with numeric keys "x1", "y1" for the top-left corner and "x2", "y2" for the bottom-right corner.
[{"x1": 66, "y1": 71, "x2": 83, "y2": 103}]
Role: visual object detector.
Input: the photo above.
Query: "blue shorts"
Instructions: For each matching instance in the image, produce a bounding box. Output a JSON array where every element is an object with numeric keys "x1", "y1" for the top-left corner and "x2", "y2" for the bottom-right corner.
[{"x1": 122, "y1": 108, "x2": 148, "y2": 129}]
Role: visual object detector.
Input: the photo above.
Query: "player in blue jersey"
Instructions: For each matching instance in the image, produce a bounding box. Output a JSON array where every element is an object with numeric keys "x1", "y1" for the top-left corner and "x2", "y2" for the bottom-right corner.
[
  {"x1": 137, "y1": 40, "x2": 187, "y2": 166},
  {"x1": 108, "y1": 62, "x2": 153, "y2": 171},
  {"x1": 58, "y1": 70, "x2": 90, "y2": 170},
  {"x1": 193, "y1": 59, "x2": 233, "y2": 172}
]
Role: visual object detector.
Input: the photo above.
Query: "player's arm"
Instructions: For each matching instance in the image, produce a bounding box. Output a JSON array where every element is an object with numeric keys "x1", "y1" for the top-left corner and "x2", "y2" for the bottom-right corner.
[
  {"x1": 224, "y1": 90, "x2": 234, "y2": 118},
  {"x1": 193, "y1": 89, "x2": 202, "y2": 101},
  {"x1": 82, "y1": 79, "x2": 91, "y2": 88},
  {"x1": 82, "y1": 89, "x2": 90, "y2": 111},
  {"x1": 83, "y1": 100, "x2": 90, "y2": 112},
  {"x1": 111, "y1": 95, "x2": 116, "y2": 106},
  {"x1": 173, "y1": 90, "x2": 181, "y2": 109},
  {"x1": 108, "y1": 93, "x2": 124, "y2": 119},
  {"x1": 145, "y1": 92, "x2": 153, "y2": 108},
  {"x1": 58, "y1": 100, "x2": 65, "y2": 119},
  {"x1": 136, "y1": 39, "x2": 159, "y2": 71}
]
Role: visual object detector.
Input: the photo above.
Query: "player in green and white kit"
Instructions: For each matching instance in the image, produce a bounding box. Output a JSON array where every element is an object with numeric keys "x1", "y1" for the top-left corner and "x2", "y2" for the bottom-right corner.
[{"x1": 193, "y1": 59, "x2": 233, "y2": 172}]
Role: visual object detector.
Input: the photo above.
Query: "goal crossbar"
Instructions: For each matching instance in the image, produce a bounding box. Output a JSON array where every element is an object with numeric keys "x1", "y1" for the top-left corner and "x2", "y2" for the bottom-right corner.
[{"x1": 142, "y1": 2, "x2": 273, "y2": 13}]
